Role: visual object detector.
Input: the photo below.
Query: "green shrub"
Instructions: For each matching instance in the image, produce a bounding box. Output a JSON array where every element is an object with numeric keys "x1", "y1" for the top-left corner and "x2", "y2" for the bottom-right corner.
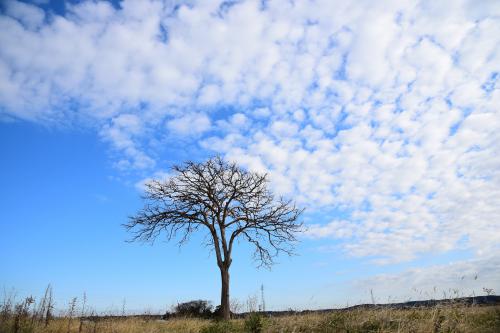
[
  {"x1": 175, "y1": 300, "x2": 213, "y2": 318},
  {"x1": 244, "y1": 312, "x2": 263, "y2": 333},
  {"x1": 200, "y1": 320, "x2": 236, "y2": 333}
]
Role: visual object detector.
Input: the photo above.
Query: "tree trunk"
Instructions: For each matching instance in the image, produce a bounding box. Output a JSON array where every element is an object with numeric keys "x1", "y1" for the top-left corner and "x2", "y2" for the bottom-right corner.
[{"x1": 220, "y1": 267, "x2": 230, "y2": 320}]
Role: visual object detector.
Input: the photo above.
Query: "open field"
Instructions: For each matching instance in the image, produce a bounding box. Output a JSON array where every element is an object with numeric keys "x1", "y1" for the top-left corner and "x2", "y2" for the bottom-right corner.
[{"x1": 1, "y1": 303, "x2": 499, "y2": 333}]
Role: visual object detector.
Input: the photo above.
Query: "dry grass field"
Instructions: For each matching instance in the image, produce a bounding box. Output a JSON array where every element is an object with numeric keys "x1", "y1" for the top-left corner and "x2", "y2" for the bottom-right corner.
[{"x1": 1, "y1": 302, "x2": 499, "y2": 333}]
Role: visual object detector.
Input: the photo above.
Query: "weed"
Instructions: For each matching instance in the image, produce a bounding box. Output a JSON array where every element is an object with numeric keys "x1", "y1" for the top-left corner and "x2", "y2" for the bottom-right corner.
[
  {"x1": 200, "y1": 320, "x2": 237, "y2": 333},
  {"x1": 244, "y1": 312, "x2": 264, "y2": 333}
]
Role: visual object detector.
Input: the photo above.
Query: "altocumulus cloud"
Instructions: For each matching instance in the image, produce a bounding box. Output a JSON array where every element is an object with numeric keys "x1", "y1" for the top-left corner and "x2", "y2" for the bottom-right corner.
[{"x1": 1, "y1": 0, "x2": 500, "y2": 265}]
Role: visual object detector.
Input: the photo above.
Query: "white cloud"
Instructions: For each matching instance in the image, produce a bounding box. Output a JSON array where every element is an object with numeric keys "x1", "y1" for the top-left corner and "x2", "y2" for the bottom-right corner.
[
  {"x1": 306, "y1": 220, "x2": 355, "y2": 239},
  {"x1": 198, "y1": 84, "x2": 221, "y2": 106},
  {"x1": 167, "y1": 112, "x2": 211, "y2": 136},
  {"x1": 1, "y1": 0, "x2": 499, "y2": 265},
  {"x1": 101, "y1": 114, "x2": 155, "y2": 169},
  {"x1": 135, "y1": 170, "x2": 171, "y2": 192},
  {"x1": 354, "y1": 255, "x2": 500, "y2": 303},
  {"x1": 3, "y1": 0, "x2": 45, "y2": 30},
  {"x1": 252, "y1": 107, "x2": 271, "y2": 119}
]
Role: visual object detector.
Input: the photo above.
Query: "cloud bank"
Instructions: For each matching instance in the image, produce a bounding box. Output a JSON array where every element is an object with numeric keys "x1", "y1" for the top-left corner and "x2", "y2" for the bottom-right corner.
[
  {"x1": 1, "y1": 0, "x2": 499, "y2": 264},
  {"x1": 353, "y1": 254, "x2": 500, "y2": 302}
]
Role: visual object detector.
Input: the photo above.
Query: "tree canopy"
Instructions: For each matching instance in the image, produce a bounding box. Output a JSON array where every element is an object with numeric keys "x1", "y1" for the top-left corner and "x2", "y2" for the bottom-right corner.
[{"x1": 125, "y1": 156, "x2": 303, "y2": 319}]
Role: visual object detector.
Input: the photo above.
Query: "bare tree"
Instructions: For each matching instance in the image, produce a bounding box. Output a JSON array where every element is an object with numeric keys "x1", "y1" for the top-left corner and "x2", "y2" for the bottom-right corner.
[{"x1": 125, "y1": 156, "x2": 303, "y2": 320}]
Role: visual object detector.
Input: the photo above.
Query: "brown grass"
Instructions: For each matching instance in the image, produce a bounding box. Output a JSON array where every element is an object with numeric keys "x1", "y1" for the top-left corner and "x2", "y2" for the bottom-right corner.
[
  {"x1": 262, "y1": 305, "x2": 500, "y2": 332},
  {"x1": 1, "y1": 303, "x2": 499, "y2": 333},
  {"x1": 2, "y1": 287, "x2": 499, "y2": 333}
]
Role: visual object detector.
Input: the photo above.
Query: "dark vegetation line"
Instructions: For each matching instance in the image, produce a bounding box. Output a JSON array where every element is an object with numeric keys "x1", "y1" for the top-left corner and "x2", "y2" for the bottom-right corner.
[
  {"x1": 255, "y1": 295, "x2": 500, "y2": 318},
  {"x1": 76, "y1": 295, "x2": 500, "y2": 321}
]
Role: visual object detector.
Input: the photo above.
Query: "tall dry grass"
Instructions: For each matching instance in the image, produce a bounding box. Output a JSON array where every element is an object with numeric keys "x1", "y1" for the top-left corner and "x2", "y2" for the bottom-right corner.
[
  {"x1": 1, "y1": 287, "x2": 499, "y2": 333},
  {"x1": 262, "y1": 305, "x2": 500, "y2": 332}
]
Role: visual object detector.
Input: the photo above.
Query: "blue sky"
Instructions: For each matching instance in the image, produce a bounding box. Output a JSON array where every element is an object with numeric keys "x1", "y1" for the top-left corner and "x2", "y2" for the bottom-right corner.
[{"x1": 1, "y1": 0, "x2": 500, "y2": 313}]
